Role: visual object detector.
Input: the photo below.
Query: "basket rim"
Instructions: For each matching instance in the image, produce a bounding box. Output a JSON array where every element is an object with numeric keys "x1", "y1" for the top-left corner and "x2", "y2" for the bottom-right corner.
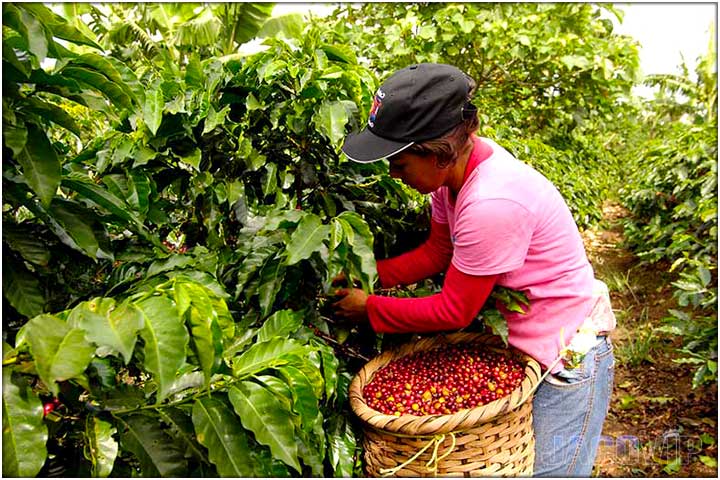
[{"x1": 349, "y1": 332, "x2": 543, "y2": 436}]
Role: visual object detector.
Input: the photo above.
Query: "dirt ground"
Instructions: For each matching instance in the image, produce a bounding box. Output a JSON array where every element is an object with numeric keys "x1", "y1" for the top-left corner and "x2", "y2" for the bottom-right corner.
[{"x1": 582, "y1": 202, "x2": 718, "y2": 477}]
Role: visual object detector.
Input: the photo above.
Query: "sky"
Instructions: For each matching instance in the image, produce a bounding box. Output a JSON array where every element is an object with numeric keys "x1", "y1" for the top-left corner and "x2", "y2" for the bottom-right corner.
[
  {"x1": 610, "y1": 2, "x2": 716, "y2": 77},
  {"x1": 271, "y1": 2, "x2": 718, "y2": 77}
]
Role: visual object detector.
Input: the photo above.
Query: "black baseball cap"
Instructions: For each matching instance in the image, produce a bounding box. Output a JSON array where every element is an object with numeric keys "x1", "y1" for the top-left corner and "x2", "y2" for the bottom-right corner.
[{"x1": 341, "y1": 63, "x2": 475, "y2": 163}]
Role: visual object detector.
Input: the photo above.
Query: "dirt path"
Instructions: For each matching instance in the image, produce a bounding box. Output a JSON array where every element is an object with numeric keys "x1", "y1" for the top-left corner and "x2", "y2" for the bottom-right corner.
[{"x1": 582, "y1": 202, "x2": 718, "y2": 477}]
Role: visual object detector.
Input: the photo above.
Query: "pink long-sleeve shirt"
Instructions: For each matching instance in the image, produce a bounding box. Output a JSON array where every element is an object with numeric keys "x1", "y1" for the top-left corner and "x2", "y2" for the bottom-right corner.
[{"x1": 367, "y1": 136, "x2": 597, "y2": 370}]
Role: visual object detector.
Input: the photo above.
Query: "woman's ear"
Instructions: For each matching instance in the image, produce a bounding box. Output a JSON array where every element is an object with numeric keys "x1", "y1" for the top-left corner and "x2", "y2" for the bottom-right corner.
[{"x1": 433, "y1": 154, "x2": 452, "y2": 170}]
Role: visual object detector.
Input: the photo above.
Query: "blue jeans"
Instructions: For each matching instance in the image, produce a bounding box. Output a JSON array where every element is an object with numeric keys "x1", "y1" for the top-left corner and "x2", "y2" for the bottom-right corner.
[{"x1": 532, "y1": 336, "x2": 615, "y2": 477}]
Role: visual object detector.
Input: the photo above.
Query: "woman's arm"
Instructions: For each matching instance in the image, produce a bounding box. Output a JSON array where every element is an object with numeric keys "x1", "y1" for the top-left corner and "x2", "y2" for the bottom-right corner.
[
  {"x1": 367, "y1": 263, "x2": 498, "y2": 333},
  {"x1": 376, "y1": 219, "x2": 454, "y2": 288}
]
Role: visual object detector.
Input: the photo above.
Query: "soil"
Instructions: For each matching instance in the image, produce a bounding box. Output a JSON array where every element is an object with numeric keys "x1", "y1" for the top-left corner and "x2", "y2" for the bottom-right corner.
[{"x1": 582, "y1": 202, "x2": 718, "y2": 478}]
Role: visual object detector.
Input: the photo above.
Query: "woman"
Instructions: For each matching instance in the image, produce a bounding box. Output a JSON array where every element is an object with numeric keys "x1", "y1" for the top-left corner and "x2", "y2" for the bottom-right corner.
[{"x1": 334, "y1": 63, "x2": 616, "y2": 477}]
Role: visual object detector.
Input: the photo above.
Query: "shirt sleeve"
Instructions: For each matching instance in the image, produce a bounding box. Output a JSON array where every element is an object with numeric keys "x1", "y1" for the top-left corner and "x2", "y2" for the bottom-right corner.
[
  {"x1": 376, "y1": 220, "x2": 453, "y2": 288},
  {"x1": 452, "y1": 198, "x2": 534, "y2": 276},
  {"x1": 366, "y1": 263, "x2": 498, "y2": 333}
]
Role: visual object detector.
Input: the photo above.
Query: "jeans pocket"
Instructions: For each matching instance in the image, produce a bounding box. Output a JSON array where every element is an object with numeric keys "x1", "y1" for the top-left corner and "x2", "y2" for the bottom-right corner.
[
  {"x1": 544, "y1": 338, "x2": 609, "y2": 389},
  {"x1": 545, "y1": 359, "x2": 593, "y2": 389}
]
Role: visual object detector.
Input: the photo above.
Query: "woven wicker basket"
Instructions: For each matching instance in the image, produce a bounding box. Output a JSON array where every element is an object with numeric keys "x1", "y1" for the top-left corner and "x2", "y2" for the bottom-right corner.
[{"x1": 349, "y1": 332, "x2": 542, "y2": 477}]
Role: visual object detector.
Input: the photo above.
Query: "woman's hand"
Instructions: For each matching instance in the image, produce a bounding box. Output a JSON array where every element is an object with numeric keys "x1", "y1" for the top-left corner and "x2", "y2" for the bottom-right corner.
[
  {"x1": 332, "y1": 288, "x2": 369, "y2": 323},
  {"x1": 331, "y1": 272, "x2": 347, "y2": 286}
]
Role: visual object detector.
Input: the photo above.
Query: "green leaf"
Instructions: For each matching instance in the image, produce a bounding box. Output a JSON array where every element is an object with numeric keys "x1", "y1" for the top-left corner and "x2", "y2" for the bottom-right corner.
[
  {"x1": 135, "y1": 296, "x2": 189, "y2": 402},
  {"x1": 147, "y1": 255, "x2": 194, "y2": 278},
  {"x1": 276, "y1": 363, "x2": 322, "y2": 432},
  {"x1": 9, "y1": 5, "x2": 49, "y2": 64},
  {"x1": 118, "y1": 414, "x2": 187, "y2": 477},
  {"x1": 225, "y1": 179, "x2": 245, "y2": 207},
  {"x1": 85, "y1": 416, "x2": 118, "y2": 478},
  {"x1": 3, "y1": 41, "x2": 29, "y2": 78},
  {"x1": 2, "y1": 121, "x2": 28, "y2": 156},
  {"x1": 228, "y1": 382, "x2": 301, "y2": 473},
  {"x1": 61, "y1": 175, "x2": 157, "y2": 245},
  {"x1": 47, "y1": 199, "x2": 113, "y2": 260},
  {"x1": 68, "y1": 298, "x2": 144, "y2": 364},
  {"x1": 126, "y1": 169, "x2": 151, "y2": 215},
  {"x1": 700, "y1": 433, "x2": 716, "y2": 445},
  {"x1": 185, "y1": 55, "x2": 205, "y2": 88},
  {"x1": 314, "y1": 100, "x2": 350, "y2": 145},
  {"x1": 185, "y1": 303, "x2": 223, "y2": 386},
  {"x1": 326, "y1": 413, "x2": 356, "y2": 477},
  {"x1": 699, "y1": 455, "x2": 717, "y2": 468},
  {"x1": 2, "y1": 224, "x2": 51, "y2": 266},
  {"x1": 87, "y1": 358, "x2": 116, "y2": 389},
  {"x1": 192, "y1": 396, "x2": 259, "y2": 477},
  {"x1": 202, "y1": 104, "x2": 231, "y2": 135},
  {"x1": 692, "y1": 364, "x2": 709, "y2": 389},
  {"x1": 286, "y1": 213, "x2": 330, "y2": 265},
  {"x1": 24, "y1": 314, "x2": 96, "y2": 395},
  {"x1": 256, "y1": 309, "x2": 303, "y2": 343},
  {"x1": 296, "y1": 411, "x2": 325, "y2": 476},
  {"x1": 320, "y1": 44, "x2": 357, "y2": 64},
  {"x1": 257, "y1": 257, "x2": 286, "y2": 317},
  {"x1": 257, "y1": 13, "x2": 305, "y2": 39},
  {"x1": 227, "y1": 3, "x2": 274, "y2": 46},
  {"x1": 24, "y1": 96, "x2": 82, "y2": 138},
  {"x1": 68, "y1": 53, "x2": 136, "y2": 104},
  {"x1": 106, "y1": 56, "x2": 145, "y2": 105},
  {"x1": 481, "y1": 309, "x2": 509, "y2": 346},
  {"x1": 320, "y1": 347, "x2": 339, "y2": 401},
  {"x1": 163, "y1": 371, "x2": 205, "y2": 399},
  {"x1": 21, "y1": 3, "x2": 101, "y2": 50},
  {"x1": 175, "y1": 279, "x2": 229, "y2": 351},
  {"x1": 2, "y1": 368, "x2": 47, "y2": 477},
  {"x1": 158, "y1": 408, "x2": 208, "y2": 464},
  {"x1": 262, "y1": 162, "x2": 277, "y2": 197},
  {"x1": 262, "y1": 209, "x2": 304, "y2": 231},
  {"x1": 254, "y1": 375, "x2": 294, "y2": 411},
  {"x1": 560, "y1": 54, "x2": 591, "y2": 70},
  {"x1": 2, "y1": 258, "x2": 45, "y2": 318},
  {"x1": 180, "y1": 148, "x2": 202, "y2": 171},
  {"x1": 15, "y1": 123, "x2": 60, "y2": 207},
  {"x1": 698, "y1": 266, "x2": 712, "y2": 286},
  {"x1": 210, "y1": 294, "x2": 234, "y2": 341},
  {"x1": 232, "y1": 338, "x2": 314, "y2": 379},
  {"x1": 61, "y1": 66, "x2": 133, "y2": 110},
  {"x1": 336, "y1": 212, "x2": 377, "y2": 290},
  {"x1": 131, "y1": 144, "x2": 157, "y2": 168},
  {"x1": 662, "y1": 456, "x2": 682, "y2": 474},
  {"x1": 143, "y1": 86, "x2": 164, "y2": 136},
  {"x1": 236, "y1": 245, "x2": 275, "y2": 298}
]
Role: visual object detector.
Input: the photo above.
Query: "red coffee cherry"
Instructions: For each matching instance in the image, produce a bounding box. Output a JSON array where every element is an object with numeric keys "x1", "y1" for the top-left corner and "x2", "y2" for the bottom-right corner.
[{"x1": 363, "y1": 343, "x2": 525, "y2": 416}]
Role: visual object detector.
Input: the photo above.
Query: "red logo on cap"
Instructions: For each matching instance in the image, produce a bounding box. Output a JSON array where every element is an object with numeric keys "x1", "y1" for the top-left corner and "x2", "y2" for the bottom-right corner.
[{"x1": 368, "y1": 89, "x2": 385, "y2": 128}]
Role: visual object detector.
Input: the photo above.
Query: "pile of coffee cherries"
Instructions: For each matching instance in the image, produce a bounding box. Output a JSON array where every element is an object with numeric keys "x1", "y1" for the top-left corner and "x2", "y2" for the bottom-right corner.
[{"x1": 363, "y1": 343, "x2": 525, "y2": 416}]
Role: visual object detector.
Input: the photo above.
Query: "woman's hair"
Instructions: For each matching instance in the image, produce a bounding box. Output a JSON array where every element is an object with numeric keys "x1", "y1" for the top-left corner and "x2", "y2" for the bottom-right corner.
[{"x1": 402, "y1": 76, "x2": 479, "y2": 168}]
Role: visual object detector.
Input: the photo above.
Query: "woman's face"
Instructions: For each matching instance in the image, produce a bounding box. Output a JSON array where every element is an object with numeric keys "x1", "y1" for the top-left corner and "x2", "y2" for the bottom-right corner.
[{"x1": 388, "y1": 152, "x2": 446, "y2": 194}]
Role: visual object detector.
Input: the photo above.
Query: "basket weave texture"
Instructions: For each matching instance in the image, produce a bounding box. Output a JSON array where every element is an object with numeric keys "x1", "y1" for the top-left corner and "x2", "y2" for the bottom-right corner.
[{"x1": 349, "y1": 332, "x2": 542, "y2": 477}]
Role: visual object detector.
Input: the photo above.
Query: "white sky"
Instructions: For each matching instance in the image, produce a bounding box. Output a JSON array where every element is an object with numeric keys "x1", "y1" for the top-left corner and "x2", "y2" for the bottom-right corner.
[
  {"x1": 272, "y1": 2, "x2": 718, "y2": 77},
  {"x1": 611, "y1": 2, "x2": 716, "y2": 77}
]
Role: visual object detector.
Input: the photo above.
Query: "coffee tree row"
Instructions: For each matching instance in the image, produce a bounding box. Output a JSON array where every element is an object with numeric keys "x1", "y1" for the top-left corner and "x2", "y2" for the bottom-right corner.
[
  {"x1": 2, "y1": 5, "x2": 385, "y2": 476},
  {"x1": 618, "y1": 42, "x2": 718, "y2": 388}
]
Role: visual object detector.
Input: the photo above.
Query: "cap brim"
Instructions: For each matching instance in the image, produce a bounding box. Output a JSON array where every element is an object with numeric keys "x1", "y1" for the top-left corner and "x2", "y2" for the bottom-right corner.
[{"x1": 341, "y1": 129, "x2": 414, "y2": 163}]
